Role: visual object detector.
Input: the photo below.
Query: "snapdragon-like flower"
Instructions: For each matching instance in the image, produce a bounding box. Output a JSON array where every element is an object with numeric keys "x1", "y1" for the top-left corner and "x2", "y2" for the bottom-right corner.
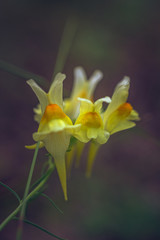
[
  {"x1": 71, "y1": 97, "x2": 111, "y2": 177},
  {"x1": 73, "y1": 97, "x2": 111, "y2": 144},
  {"x1": 103, "y1": 77, "x2": 140, "y2": 134},
  {"x1": 27, "y1": 73, "x2": 79, "y2": 200},
  {"x1": 64, "y1": 67, "x2": 103, "y2": 120},
  {"x1": 73, "y1": 77, "x2": 140, "y2": 177}
]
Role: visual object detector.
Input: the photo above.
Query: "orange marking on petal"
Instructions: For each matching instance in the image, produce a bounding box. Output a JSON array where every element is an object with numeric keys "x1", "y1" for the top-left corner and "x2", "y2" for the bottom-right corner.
[
  {"x1": 117, "y1": 102, "x2": 133, "y2": 118},
  {"x1": 77, "y1": 112, "x2": 102, "y2": 128},
  {"x1": 42, "y1": 104, "x2": 66, "y2": 122}
]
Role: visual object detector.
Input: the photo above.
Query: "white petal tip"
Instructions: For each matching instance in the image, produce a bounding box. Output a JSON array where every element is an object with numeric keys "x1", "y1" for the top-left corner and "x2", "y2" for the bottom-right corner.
[
  {"x1": 77, "y1": 97, "x2": 92, "y2": 104},
  {"x1": 74, "y1": 67, "x2": 86, "y2": 81},
  {"x1": 121, "y1": 76, "x2": 130, "y2": 86},
  {"x1": 94, "y1": 96, "x2": 111, "y2": 107},
  {"x1": 74, "y1": 66, "x2": 83, "y2": 71},
  {"x1": 93, "y1": 70, "x2": 103, "y2": 79},
  {"x1": 104, "y1": 96, "x2": 112, "y2": 103}
]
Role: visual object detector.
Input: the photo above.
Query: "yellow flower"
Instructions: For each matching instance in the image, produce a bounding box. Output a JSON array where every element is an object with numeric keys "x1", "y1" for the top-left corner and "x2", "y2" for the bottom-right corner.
[
  {"x1": 74, "y1": 77, "x2": 140, "y2": 177},
  {"x1": 71, "y1": 97, "x2": 110, "y2": 178},
  {"x1": 27, "y1": 73, "x2": 79, "y2": 200},
  {"x1": 64, "y1": 67, "x2": 103, "y2": 120},
  {"x1": 103, "y1": 77, "x2": 140, "y2": 134},
  {"x1": 73, "y1": 97, "x2": 111, "y2": 144}
]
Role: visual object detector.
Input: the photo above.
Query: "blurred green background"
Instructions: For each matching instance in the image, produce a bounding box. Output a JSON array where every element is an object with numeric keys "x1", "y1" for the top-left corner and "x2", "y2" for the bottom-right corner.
[{"x1": 0, "y1": 0, "x2": 160, "y2": 240}]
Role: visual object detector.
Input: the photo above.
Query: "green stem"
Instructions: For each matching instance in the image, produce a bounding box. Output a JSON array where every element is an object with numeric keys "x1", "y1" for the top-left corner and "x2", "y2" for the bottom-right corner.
[
  {"x1": 21, "y1": 142, "x2": 40, "y2": 219},
  {"x1": 0, "y1": 160, "x2": 54, "y2": 232},
  {"x1": 14, "y1": 218, "x2": 66, "y2": 240},
  {"x1": 0, "y1": 59, "x2": 47, "y2": 86},
  {"x1": 52, "y1": 16, "x2": 78, "y2": 79},
  {"x1": 16, "y1": 141, "x2": 40, "y2": 240},
  {"x1": 0, "y1": 181, "x2": 21, "y2": 203}
]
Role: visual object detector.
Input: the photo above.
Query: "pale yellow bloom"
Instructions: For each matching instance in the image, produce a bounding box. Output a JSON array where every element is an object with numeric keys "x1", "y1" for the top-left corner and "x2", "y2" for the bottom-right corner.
[
  {"x1": 103, "y1": 77, "x2": 140, "y2": 134},
  {"x1": 73, "y1": 97, "x2": 111, "y2": 144},
  {"x1": 72, "y1": 97, "x2": 111, "y2": 178},
  {"x1": 71, "y1": 97, "x2": 110, "y2": 177},
  {"x1": 26, "y1": 73, "x2": 79, "y2": 200},
  {"x1": 64, "y1": 67, "x2": 103, "y2": 120},
  {"x1": 74, "y1": 77, "x2": 140, "y2": 177}
]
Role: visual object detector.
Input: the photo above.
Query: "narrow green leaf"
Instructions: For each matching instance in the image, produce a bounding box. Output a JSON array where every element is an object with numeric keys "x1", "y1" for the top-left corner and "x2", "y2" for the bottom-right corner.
[
  {"x1": 52, "y1": 16, "x2": 77, "y2": 79},
  {"x1": 41, "y1": 193, "x2": 63, "y2": 214},
  {"x1": 27, "y1": 186, "x2": 47, "y2": 203},
  {"x1": 30, "y1": 171, "x2": 49, "y2": 190},
  {"x1": 31, "y1": 162, "x2": 55, "y2": 191},
  {"x1": 13, "y1": 218, "x2": 67, "y2": 240},
  {"x1": 0, "y1": 181, "x2": 21, "y2": 203},
  {"x1": 0, "y1": 59, "x2": 47, "y2": 86}
]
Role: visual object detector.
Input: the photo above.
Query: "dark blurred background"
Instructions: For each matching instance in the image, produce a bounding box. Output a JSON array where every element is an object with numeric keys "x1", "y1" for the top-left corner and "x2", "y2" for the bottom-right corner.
[{"x1": 0, "y1": 1, "x2": 160, "y2": 240}]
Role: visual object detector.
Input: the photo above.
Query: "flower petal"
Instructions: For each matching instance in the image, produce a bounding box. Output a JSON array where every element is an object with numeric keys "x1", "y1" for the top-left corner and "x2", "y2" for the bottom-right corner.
[
  {"x1": 72, "y1": 67, "x2": 87, "y2": 98},
  {"x1": 27, "y1": 79, "x2": 48, "y2": 114},
  {"x1": 33, "y1": 132, "x2": 48, "y2": 141},
  {"x1": 87, "y1": 128, "x2": 98, "y2": 139},
  {"x1": 73, "y1": 126, "x2": 89, "y2": 143},
  {"x1": 104, "y1": 77, "x2": 130, "y2": 121},
  {"x1": 128, "y1": 110, "x2": 140, "y2": 121},
  {"x1": 110, "y1": 120, "x2": 136, "y2": 134},
  {"x1": 65, "y1": 124, "x2": 81, "y2": 135},
  {"x1": 88, "y1": 70, "x2": 103, "y2": 98},
  {"x1": 94, "y1": 96, "x2": 111, "y2": 113},
  {"x1": 37, "y1": 119, "x2": 67, "y2": 134},
  {"x1": 96, "y1": 130, "x2": 110, "y2": 144},
  {"x1": 78, "y1": 98, "x2": 93, "y2": 114},
  {"x1": 25, "y1": 141, "x2": 44, "y2": 149},
  {"x1": 48, "y1": 73, "x2": 66, "y2": 109}
]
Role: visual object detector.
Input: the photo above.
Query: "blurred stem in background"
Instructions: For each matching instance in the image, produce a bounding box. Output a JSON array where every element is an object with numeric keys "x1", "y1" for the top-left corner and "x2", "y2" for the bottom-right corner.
[
  {"x1": 52, "y1": 16, "x2": 78, "y2": 79},
  {"x1": 0, "y1": 16, "x2": 78, "y2": 84},
  {"x1": 0, "y1": 59, "x2": 47, "y2": 86}
]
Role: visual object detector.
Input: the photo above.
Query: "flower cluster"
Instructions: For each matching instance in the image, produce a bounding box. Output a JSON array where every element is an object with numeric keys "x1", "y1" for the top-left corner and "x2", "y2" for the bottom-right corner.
[{"x1": 26, "y1": 67, "x2": 139, "y2": 200}]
